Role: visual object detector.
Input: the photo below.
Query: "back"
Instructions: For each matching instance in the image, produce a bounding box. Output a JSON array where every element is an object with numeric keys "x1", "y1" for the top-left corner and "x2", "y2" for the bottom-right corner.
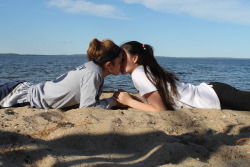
[{"x1": 27, "y1": 61, "x2": 103, "y2": 109}]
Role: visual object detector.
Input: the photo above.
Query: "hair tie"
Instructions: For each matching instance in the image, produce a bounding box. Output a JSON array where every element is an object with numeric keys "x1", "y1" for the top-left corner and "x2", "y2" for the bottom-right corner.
[{"x1": 142, "y1": 44, "x2": 146, "y2": 50}]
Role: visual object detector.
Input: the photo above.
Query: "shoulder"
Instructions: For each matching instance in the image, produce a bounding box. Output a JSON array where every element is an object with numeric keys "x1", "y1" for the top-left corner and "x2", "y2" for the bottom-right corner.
[
  {"x1": 131, "y1": 66, "x2": 146, "y2": 80},
  {"x1": 132, "y1": 66, "x2": 154, "y2": 83},
  {"x1": 77, "y1": 61, "x2": 102, "y2": 76},
  {"x1": 131, "y1": 66, "x2": 157, "y2": 96},
  {"x1": 132, "y1": 65, "x2": 145, "y2": 74}
]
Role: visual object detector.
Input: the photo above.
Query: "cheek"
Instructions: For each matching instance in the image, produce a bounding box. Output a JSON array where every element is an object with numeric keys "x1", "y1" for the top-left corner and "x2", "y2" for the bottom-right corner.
[
  {"x1": 116, "y1": 65, "x2": 121, "y2": 75},
  {"x1": 126, "y1": 60, "x2": 133, "y2": 70},
  {"x1": 116, "y1": 62, "x2": 122, "y2": 72},
  {"x1": 117, "y1": 64, "x2": 121, "y2": 71},
  {"x1": 122, "y1": 62, "x2": 129, "y2": 72}
]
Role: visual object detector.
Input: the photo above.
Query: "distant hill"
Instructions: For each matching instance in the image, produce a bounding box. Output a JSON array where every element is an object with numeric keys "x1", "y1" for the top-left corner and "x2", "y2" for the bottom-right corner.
[
  {"x1": 0, "y1": 53, "x2": 21, "y2": 56},
  {"x1": 0, "y1": 53, "x2": 86, "y2": 56}
]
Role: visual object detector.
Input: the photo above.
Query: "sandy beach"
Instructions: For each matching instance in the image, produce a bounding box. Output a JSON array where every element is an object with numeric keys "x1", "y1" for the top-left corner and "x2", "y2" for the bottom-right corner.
[{"x1": 0, "y1": 92, "x2": 250, "y2": 167}]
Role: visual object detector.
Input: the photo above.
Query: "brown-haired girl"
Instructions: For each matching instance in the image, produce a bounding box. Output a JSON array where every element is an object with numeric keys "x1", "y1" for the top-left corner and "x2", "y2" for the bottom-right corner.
[{"x1": 0, "y1": 39, "x2": 122, "y2": 109}]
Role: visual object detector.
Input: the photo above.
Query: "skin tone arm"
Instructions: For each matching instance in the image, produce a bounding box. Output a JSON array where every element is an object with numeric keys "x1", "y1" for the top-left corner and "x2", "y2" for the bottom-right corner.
[{"x1": 114, "y1": 90, "x2": 167, "y2": 112}]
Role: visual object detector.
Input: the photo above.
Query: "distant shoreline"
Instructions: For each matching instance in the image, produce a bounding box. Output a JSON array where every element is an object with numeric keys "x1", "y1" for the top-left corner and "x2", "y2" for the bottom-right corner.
[
  {"x1": 0, "y1": 53, "x2": 86, "y2": 57},
  {"x1": 0, "y1": 53, "x2": 249, "y2": 60}
]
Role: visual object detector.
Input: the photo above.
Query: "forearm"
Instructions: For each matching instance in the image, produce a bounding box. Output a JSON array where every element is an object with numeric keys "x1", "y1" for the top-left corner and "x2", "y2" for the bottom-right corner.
[
  {"x1": 115, "y1": 90, "x2": 166, "y2": 112},
  {"x1": 127, "y1": 98, "x2": 163, "y2": 112},
  {"x1": 130, "y1": 94, "x2": 144, "y2": 103}
]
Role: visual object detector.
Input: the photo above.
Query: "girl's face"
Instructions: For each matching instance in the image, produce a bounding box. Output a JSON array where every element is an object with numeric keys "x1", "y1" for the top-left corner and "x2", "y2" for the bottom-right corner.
[
  {"x1": 121, "y1": 49, "x2": 138, "y2": 74},
  {"x1": 109, "y1": 52, "x2": 123, "y2": 75}
]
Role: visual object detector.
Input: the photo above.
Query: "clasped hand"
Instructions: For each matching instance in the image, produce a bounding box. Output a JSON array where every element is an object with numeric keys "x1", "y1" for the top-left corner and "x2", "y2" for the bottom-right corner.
[{"x1": 112, "y1": 89, "x2": 132, "y2": 107}]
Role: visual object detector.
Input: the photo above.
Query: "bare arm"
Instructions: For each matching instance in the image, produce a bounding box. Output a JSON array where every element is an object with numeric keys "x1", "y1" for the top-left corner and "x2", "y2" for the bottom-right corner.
[{"x1": 115, "y1": 90, "x2": 167, "y2": 112}]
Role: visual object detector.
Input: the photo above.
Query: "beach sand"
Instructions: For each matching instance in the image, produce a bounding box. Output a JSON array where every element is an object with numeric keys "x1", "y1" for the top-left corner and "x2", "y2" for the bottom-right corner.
[{"x1": 0, "y1": 93, "x2": 250, "y2": 167}]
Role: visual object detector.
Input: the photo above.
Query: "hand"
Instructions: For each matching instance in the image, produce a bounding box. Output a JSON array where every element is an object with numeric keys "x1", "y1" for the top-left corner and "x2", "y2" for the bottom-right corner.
[{"x1": 115, "y1": 90, "x2": 133, "y2": 106}]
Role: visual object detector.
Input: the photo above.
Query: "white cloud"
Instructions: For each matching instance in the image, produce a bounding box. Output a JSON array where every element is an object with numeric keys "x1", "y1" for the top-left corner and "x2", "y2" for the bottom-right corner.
[
  {"x1": 123, "y1": 0, "x2": 250, "y2": 25},
  {"x1": 48, "y1": 0, "x2": 126, "y2": 19}
]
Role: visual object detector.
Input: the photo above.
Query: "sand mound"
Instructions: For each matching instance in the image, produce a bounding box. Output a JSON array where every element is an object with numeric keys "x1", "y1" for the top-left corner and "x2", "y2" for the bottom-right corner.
[{"x1": 0, "y1": 93, "x2": 249, "y2": 167}]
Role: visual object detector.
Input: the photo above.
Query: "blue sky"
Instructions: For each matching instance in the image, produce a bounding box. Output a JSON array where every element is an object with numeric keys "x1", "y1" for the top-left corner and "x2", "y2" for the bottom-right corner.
[{"x1": 1, "y1": 0, "x2": 250, "y2": 58}]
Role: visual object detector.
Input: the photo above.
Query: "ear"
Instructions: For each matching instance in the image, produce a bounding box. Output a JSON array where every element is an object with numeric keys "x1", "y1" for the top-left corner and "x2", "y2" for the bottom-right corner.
[
  {"x1": 133, "y1": 55, "x2": 138, "y2": 63},
  {"x1": 104, "y1": 62, "x2": 112, "y2": 69}
]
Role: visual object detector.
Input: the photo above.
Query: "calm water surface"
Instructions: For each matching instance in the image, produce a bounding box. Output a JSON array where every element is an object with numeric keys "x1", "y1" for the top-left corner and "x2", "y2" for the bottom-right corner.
[{"x1": 0, "y1": 55, "x2": 249, "y2": 92}]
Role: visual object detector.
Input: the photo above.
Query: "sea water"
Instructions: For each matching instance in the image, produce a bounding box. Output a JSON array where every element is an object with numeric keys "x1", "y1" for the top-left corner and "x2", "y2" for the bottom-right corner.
[{"x1": 0, "y1": 54, "x2": 249, "y2": 92}]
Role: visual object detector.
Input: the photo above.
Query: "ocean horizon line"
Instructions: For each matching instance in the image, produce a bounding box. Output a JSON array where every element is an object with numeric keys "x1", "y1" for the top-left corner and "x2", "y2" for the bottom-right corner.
[{"x1": 0, "y1": 53, "x2": 249, "y2": 60}]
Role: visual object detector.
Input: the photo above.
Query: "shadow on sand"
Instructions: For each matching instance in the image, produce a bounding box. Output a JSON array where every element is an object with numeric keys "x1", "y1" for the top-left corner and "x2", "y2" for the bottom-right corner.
[{"x1": 0, "y1": 124, "x2": 250, "y2": 167}]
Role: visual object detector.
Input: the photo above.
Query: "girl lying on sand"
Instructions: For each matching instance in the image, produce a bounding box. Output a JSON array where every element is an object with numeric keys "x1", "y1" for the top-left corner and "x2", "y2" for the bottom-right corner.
[
  {"x1": 0, "y1": 39, "x2": 122, "y2": 109},
  {"x1": 114, "y1": 41, "x2": 250, "y2": 112}
]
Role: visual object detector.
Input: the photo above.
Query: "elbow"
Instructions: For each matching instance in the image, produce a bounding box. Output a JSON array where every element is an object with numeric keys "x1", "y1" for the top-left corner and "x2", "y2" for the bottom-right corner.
[
  {"x1": 157, "y1": 109, "x2": 166, "y2": 112},
  {"x1": 150, "y1": 107, "x2": 166, "y2": 112},
  {"x1": 156, "y1": 105, "x2": 168, "y2": 112},
  {"x1": 155, "y1": 106, "x2": 169, "y2": 112}
]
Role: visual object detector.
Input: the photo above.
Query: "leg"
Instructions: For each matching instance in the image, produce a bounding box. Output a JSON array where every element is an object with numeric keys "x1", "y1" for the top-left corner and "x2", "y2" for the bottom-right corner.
[
  {"x1": 0, "y1": 81, "x2": 31, "y2": 108},
  {"x1": 0, "y1": 81, "x2": 23, "y2": 101},
  {"x1": 209, "y1": 82, "x2": 250, "y2": 111}
]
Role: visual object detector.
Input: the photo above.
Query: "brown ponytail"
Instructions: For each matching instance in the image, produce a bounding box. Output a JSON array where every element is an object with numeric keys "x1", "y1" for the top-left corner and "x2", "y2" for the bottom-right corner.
[{"x1": 87, "y1": 38, "x2": 121, "y2": 66}]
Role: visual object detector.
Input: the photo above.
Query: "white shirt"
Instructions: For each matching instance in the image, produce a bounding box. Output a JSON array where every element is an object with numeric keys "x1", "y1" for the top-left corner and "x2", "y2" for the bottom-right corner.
[{"x1": 131, "y1": 66, "x2": 221, "y2": 110}]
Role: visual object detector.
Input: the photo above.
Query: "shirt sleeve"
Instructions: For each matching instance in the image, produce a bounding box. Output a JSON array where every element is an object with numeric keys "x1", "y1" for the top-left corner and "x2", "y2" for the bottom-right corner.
[
  {"x1": 132, "y1": 67, "x2": 157, "y2": 96},
  {"x1": 79, "y1": 71, "x2": 117, "y2": 109},
  {"x1": 93, "y1": 97, "x2": 117, "y2": 109}
]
